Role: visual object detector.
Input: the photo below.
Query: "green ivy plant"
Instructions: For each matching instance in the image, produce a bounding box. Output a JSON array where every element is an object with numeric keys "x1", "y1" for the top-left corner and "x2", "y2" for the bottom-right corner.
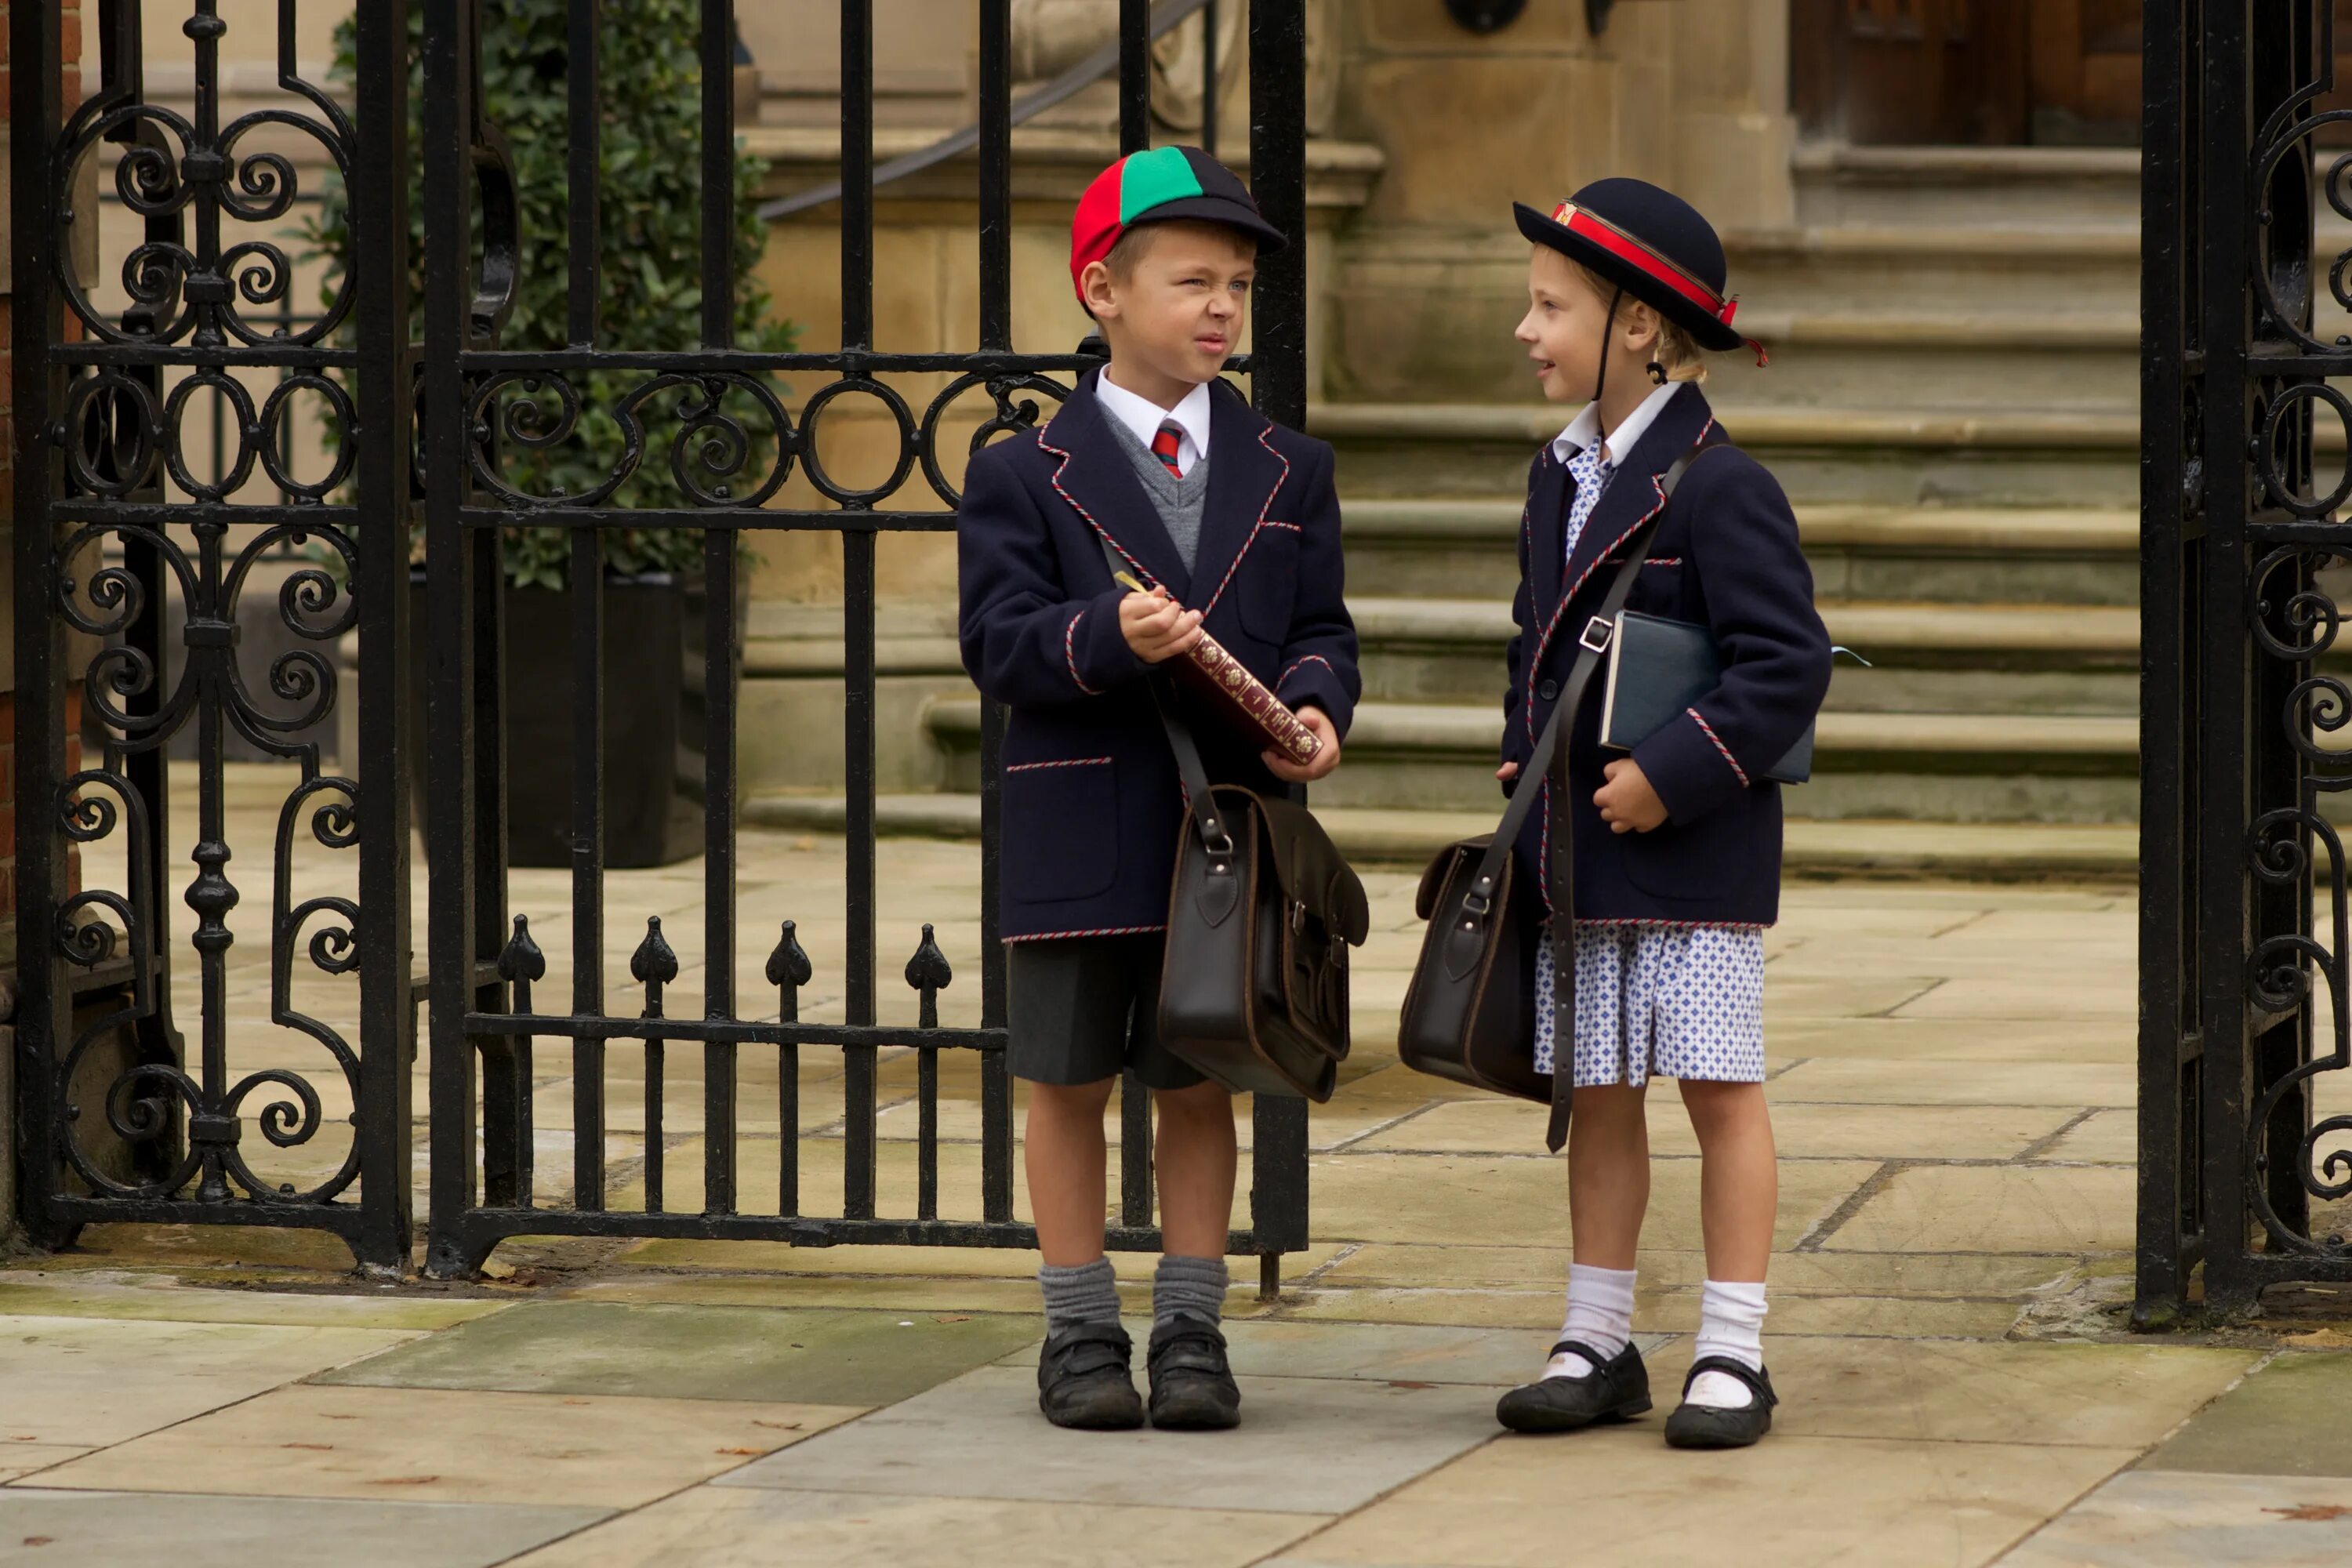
[{"x1": 308, "y1": 1, "x2": 796, "y2": 590}]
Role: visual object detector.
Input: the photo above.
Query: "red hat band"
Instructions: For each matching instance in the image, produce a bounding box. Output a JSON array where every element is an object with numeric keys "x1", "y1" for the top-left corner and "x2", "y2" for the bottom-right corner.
[{"x1": 1550, "y1": 201, "x2": 1768, "y2": 367}]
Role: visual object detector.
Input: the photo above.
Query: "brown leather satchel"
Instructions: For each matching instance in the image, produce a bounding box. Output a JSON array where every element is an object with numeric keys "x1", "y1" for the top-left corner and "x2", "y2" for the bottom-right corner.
[
  {"x1": 1148, "y1": 682, "x2": 1368, "y2": 1102},
  {"x1": 1397, "y1": 437, "x2": 1714, "y2": 1149}
]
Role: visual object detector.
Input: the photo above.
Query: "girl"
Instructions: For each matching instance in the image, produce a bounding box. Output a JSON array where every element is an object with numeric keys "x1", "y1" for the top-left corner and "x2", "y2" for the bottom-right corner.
[{"x1": 1490, "y1": 180, "x2": 1831, "y2": 1450}]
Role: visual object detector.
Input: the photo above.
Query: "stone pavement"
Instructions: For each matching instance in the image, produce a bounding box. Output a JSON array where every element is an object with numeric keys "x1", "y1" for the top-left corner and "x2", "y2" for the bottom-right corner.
[{"x1": 9, "y1": 768, "x2": 2350, "y2": 1566}]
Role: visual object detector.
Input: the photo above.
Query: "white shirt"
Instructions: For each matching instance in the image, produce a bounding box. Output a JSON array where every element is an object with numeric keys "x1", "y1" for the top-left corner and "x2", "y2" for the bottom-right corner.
[
  {"x1": 1549, "y1": 380, "x2": 1679, "y2": 470},
  {"x1": 1096, "y1": 372, "x2": 1214, "y2": 477}
]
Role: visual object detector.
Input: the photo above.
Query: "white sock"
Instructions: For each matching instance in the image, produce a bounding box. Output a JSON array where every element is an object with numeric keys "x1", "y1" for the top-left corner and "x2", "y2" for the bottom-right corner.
[
  {"x1": 1687, "y1": 1279, "x2": 1768, "y2": 1409},
  {"x1": 1544, "y1": 1263, "x2": 1636, "y2": 1380}
]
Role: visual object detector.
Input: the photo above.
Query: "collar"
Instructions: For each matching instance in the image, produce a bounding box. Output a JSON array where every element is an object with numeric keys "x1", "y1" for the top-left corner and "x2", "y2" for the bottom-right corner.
[
  {"x1": 1094, "y1": 370, "x2": 1214, "y2": 474},
  {"x1": 1550, "y1": 379, "x2": 1680, "y2": 470}
]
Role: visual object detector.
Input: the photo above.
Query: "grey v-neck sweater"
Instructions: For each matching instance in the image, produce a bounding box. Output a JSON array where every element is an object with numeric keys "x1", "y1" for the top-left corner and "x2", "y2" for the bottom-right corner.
[{"x1": 1102, "y1": 412, "x2": 1210, "y2": 573}]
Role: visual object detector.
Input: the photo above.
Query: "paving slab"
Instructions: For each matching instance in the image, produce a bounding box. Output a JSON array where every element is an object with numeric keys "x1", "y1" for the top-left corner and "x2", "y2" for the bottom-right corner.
[
  {"x1": 2039, "y1": 1108, "x2": 2139, "y2": 1164},
  {"x1": 717, "y1": 1363, "x2": 1501, "y2": 1515},
  {"x1": 612, "y1": 1238, "x2": 1347, "y2": 1282},
  {"x1": 1303, "y1": 1153, "x2": 1878, "y2": 1251},
  {"x1": 314, "y1": 1301, "x2": 1041, "y2": 1406},
  {"x1": 560, "y1": 1272, "x2": 1186, "y2": 1319},
  {"x1": 0, "y1": 1490, "x2": 608, "y2": 1568},
  {"x1": 1998, "y1": 1469, "x2": 2352, "y2": 1566},
  {"x1": 0, "y1": 1314, "x2": 417, "y2": 1447},
  {"x1": 1257, "y1": 1431, "x2": 2134, "y2": 1567},
  {"x1": 1762, "y1": 1017, "x2": 2135, "y2": 1064},
  {"x1": 1639, "y1": 1336, "x2": 2257, "y2": 1448},
  {"x1": 53, "y1": 1223, "x2": 368, "y2": 1276},
  {"x1": 991, "y1": 1318, "x2": 1669, "y2": 1386},
  {"x1": 499, "y1": 1486, "x2": 1330, "y2": 1568},
  {"x1": 1763, "y1": 974, "x2": 1951, "y2": 1019},
  {"x1": 36, "y1": 1385, "x2": 860, "y2": 1508},
  {"x1": 2140, "y1": 1350, "x2": 2352, "y2": 1479},
  {"x1": 1315, "y1": 1243, "x2": 2078, "y2": 1298},
  {"x1": 0, "y1": 1272, "x2": 514, "y2": 1332},
  {"x1": 1348, "y1": 1098, "x2": 2074, "y2": 1161},
  {"x1": 0, "y1": 1446, "x2": 90, "y2": 1483},
  {"x1": 1281, "y1": 1286, "x2": 2023, "y2": 1338},
  {"x1": 1768, "y1": 1058, "x2": 2135, "y2": 1107},
  {"x1": 1824, "y1": 1164, "x2": 2136, "y2": 1254}
]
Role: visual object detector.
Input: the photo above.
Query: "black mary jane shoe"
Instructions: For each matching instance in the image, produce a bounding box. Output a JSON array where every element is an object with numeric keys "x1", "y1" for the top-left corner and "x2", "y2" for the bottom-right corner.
[
  {"x1": 1663, "y1": 1356, "x2": 1777, "y2": 1450},
  {"x1": 1146, "y1": 1314, "x2": 1243, "y2": 1431},
  {"x1": 1494, "y1": 1340, "x2": 1653, "y2": 1433},
  {"x1": 1036, "y1": 1322, "x2": 1145, "y2": 1430}
]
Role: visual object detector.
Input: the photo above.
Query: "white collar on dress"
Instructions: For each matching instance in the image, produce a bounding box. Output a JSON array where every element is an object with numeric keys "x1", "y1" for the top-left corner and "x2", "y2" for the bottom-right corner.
[{"x1": 1550, "y1": 379, "x2": 1679, "y2": 470}]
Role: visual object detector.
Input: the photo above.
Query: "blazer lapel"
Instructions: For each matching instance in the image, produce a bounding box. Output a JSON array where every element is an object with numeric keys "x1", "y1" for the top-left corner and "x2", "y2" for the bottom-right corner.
[
  {"x1": 1526, "y1": 450, "x2": 1570, "y2": 623},
  {"x1": 1558, "y1": 383, "x2": 1714, "y2": 607},
  {"x1": 1036, "y1": 371, "x2": 1194, "y2": 598},
  {"x1": 1190, "y1": 381, "x2": 1290, "y2": 615}
]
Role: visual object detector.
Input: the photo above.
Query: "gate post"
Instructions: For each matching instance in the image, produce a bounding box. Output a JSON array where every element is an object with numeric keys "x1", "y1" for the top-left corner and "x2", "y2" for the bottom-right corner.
[{"x1": 351, "y1": 0, "x2": 422, "y2": 1274}]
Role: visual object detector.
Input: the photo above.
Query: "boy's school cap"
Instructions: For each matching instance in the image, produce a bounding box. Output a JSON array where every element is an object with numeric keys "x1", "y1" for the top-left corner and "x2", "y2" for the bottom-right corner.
[
  {"x1": 1515, "y1": 177, "x2": 1768, "y2": 366},
  {"x1": 1069, "y1": 145, "x2": 1289, "y2": 303}
]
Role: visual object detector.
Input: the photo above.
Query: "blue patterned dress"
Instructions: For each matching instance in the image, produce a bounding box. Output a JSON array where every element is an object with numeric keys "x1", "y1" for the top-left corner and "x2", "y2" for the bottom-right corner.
[{"x1": 1530, "y1": 435, "x2": 1767, "y2": 1090}]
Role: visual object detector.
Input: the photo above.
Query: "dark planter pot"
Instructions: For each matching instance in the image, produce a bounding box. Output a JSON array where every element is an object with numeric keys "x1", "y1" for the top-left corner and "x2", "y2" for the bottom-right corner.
[{"x1": 408, "y1": 570, "x2": 740, "y2": 869}]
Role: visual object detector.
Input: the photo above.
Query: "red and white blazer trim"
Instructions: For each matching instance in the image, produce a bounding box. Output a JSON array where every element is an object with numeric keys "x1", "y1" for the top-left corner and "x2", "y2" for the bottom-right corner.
[
  {"x1": 1199, "y1": 424, "x2": 1293, "y2": 616},
  {"x1": 1005, "y1": 756, "x2": 1112, "y2": 774},
  {"x1": 1003, "y1": 924, "x2": 1168, "y2": 944},
  {"x1": 1065, "y1": 608, "x2": 1100, "y2": 695},
  {"x1": 1687, "y1": 706, "x2": 1749, "y2": 788},
  {"x1": 1524, "y1": 418, "x2": 1718, "y2": 745},
  {"x1": 1572, "y1": 916, "x2": 1771, "y2": 931},
  {"x1": 1277, "y1": 653, "x2": 1334, "y2": 689}
]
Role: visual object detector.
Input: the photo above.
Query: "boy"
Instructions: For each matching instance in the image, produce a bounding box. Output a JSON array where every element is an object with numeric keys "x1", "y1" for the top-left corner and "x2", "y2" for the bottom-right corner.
[{"x1": 956, "y1": 146, "x2": 1359, "y2": 1432}]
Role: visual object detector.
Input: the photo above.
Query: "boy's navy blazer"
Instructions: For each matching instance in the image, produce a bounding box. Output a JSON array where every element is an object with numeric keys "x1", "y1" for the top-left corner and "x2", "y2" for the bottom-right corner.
[
  {"x1": 1503, "y1": 383, "x2": 1831, "y2": 927},
  {"x1": 957, "y1": 368, "x2": 1360, "y2": 942}
]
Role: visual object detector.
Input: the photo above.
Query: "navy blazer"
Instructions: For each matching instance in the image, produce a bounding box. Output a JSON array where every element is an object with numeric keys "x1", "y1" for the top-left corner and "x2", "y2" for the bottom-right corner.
[
  {"x1": 957, "y1": 369, "x2": 1361, "y2": 942},
  {"x1": 1502, "y1": 383, "x2": 1831, "y2": 927}
]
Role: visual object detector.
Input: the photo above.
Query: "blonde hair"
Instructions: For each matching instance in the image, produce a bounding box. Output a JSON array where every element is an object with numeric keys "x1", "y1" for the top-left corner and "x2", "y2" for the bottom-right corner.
[{"x1": 1561, "y1": 258, "x2": 1710, "y2": 385}]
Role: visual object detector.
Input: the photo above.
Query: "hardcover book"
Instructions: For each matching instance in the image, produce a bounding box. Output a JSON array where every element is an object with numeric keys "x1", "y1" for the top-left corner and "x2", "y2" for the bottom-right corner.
[
  {"x1": 1114, "y1": 573, "x2": 1322, "y2": 765},
  {"x1": 1596, "y1": 611, "x2": 1812, "y2": 786}
]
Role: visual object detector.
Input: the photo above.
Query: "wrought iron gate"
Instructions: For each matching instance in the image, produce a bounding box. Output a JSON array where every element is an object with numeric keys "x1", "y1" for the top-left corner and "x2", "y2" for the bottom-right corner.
[
  {"x1": 12, "y1": 0, "x2": 1310, "y2": 1283},
  {"x1": 415, "y1": 0, "x2": 1311, "y2": 1283},
  {"x1": 2142, "y1": 0, "x2": 2352, "y2": 1321},
  {"x1": 9, "y1": 2, "x2": 416, "y2": 1268}
]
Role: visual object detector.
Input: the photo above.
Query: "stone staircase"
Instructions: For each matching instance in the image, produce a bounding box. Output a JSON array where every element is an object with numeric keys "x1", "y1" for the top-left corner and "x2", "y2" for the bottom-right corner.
[{"x1": 749, "y1": 146, "x2": 2223, "y2": 878}]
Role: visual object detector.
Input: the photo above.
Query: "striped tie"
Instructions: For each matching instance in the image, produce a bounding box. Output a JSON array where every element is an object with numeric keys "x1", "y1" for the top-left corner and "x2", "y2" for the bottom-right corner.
[{"x1": 1151, "y1": 419, "x2": 1185, "y2": 477}]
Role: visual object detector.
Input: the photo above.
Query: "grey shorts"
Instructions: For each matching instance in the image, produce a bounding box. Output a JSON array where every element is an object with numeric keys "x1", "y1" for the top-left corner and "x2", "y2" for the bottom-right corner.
[{"x1": 1005, "y1": 933, "x2": 1211, "y2": 1091}]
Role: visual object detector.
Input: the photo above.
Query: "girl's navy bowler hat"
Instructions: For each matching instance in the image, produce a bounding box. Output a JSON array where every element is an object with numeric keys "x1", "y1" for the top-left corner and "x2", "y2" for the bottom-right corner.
[{"x1": 1514, "y1": 178, "x2": 1766, "y2": 364}]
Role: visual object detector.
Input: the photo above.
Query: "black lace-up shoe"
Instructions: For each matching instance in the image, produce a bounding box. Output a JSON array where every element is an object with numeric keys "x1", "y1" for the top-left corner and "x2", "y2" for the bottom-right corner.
[
  {"x1": 1146, "y1": 1314, "x2": 1242, "y2": 1430},
  {"x1": 1664, "y1": 1356, "x2": 1777, "y2": 1449},
  {"x1": 1494, "y1": 1340, "x2": 1653, "y2": 1433},
  {"x1": 1036, "y1": 1323, "x2": 1145, "y2": 1430}
]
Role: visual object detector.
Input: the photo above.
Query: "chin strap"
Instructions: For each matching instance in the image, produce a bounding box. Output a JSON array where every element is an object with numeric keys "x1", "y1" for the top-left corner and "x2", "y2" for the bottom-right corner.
[{"x1": 1589, "y1": 285, "x2": 1624, "y2": 407}]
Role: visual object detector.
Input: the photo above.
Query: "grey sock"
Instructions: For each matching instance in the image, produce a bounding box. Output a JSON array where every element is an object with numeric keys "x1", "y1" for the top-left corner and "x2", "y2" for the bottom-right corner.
[
  {"x1": 1038, "y1": 1258, "x2": 1122, "y2": 1337},
  {"x1": 1153, "y1": 1254, "x2": 1229, "y2": 1328}
]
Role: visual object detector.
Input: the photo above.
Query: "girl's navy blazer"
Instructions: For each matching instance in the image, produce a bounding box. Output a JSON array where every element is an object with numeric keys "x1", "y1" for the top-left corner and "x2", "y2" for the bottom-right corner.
[
  {"x1": 957, "y1": 369, "x2": 1361, "y2": 942},
  {"x1": 1504, "y1": 383, "x2": 1832, "y2": 927}
]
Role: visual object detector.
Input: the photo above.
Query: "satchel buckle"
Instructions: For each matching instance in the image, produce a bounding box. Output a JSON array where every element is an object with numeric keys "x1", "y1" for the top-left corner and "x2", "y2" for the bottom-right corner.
[
  {"x1": 1461, "y1": 873, "x2": 1495, "y2": 921},
  {"x1": 1578, "y1": 615, "x2": 1616, "y2": 655}
]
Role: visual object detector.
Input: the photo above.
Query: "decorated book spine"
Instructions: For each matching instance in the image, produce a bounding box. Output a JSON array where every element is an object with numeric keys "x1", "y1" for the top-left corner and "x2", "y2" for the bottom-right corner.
[{"x1": 1177, "y1": 630, "x2": 1322, "y2": 764}]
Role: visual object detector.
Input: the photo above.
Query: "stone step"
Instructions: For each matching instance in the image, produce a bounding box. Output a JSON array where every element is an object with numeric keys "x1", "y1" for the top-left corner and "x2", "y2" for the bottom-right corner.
[
  {"x1": 739, "y1": 791, "x2": 2140, "y2": 880},
  {"x1": 1693, "y1": 312, "x2": 2140, "y2": 414},
  {"x1": 1791, "y1": 144, "x2": 2143, "y2": 229},
  {"x1": 1341, "y1": 502, "x2": 2140, "y2": 604},
  {"x1": 924, "y1": 698, "x2": 2143, "y2": 824},
  {"x1": 1348, "y1": 597, "x2": 2140, "y2": 713},
  {"x1": 1308, "y1": 402, "x2": 2145, "y2": 507}
]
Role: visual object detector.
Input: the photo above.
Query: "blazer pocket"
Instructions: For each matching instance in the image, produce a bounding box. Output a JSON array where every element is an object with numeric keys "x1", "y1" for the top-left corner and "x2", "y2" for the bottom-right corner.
[
  {"x1": 1234, "y1": 522, "x2": 1302, "y2": 644},
  {"x1": 1621, "y1": 804, "x2": 1737, "y2": 903},
  {"x1": 1004, "y1": 757, "x2": 1119, "y2": 903}
]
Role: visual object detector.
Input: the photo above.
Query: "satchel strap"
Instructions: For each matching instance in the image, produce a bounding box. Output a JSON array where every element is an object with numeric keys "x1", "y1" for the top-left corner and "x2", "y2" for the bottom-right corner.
[
  {"x1": 1458, "y1": 434, "x2": 1722, "y2": 933},
  {"x1": 1432, "y1": 434, "x2": 1719, "y2": 1152},
  {"x1": 1097, "y1": 540, "x2": 1244, "y2": 919}
]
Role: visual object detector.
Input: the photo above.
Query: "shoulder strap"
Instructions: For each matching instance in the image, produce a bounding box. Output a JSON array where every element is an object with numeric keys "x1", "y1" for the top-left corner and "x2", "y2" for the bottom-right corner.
[
  {"x1": 1098, "y1": 540, "x2": 1245, "y2": 925},
  {"x1": 1460, "y1": 434, "x2": 1720, "y2": 915}
]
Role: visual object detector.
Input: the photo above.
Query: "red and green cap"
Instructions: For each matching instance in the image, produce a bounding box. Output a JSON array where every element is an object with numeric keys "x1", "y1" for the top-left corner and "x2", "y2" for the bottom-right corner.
[{"x1": 1069, "y1": 145, "x2": 1288, "y2": 303}]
